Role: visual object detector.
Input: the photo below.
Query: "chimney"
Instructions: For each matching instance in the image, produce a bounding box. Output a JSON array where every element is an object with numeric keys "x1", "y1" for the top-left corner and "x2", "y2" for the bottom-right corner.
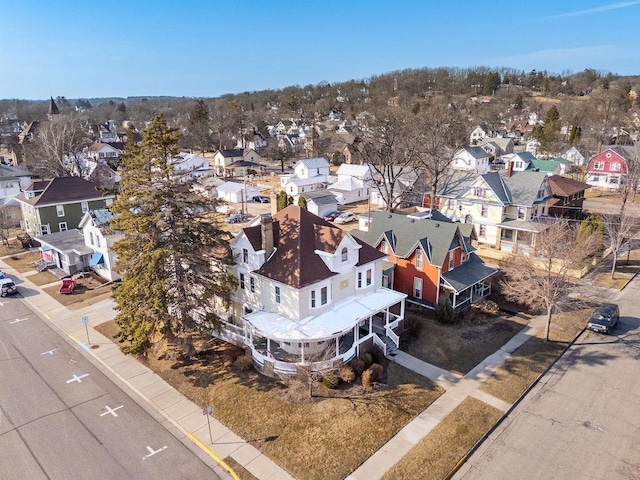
[
  {"x1": 507, "y1": 160, "x2": 513, "y2": 177},
  {"x1": 260, "y1": 214, "x2": 274, "y2": 258}
]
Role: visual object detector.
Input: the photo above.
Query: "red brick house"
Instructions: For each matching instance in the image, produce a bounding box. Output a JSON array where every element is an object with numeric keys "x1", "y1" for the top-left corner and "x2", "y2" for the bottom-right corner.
[{"x1": 353, "y1": 210, "x2": 498, "y2": 310}]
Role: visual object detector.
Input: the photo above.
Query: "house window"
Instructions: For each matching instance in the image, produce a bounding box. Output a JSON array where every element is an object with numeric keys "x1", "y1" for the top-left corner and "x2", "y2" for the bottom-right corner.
[
  {"x1": 59, "y1": 222, "x2": 67, "y2": 232},
  {"x1": 380, "y1": 240, "x2": 389, "y2": 254},
  {"x1": 357, "y1": 271, "x2": 362, "y2": 288},
  {"x1": 56, "y1": 205, "x2": 65, "y2": 217},
  {"x1": 250, "y1": 276, "x2": 255, "y2": 293},
  {"x1": 239, "y1": 273, "x2": 245, "y2": 290},
  {"x1": 447, "y1": 198, "x2": 453, "y2": 209},
  {"x1": 275, "y1": 286, "x2": 281, "y2": 303},
  {"x1": 81, "y1": 202, "x2": 89, "y2": 213},
  {"x1": 611, "y1": 162, "x2": 621, "y2": 171},
  {"x1": 341, "y1": 247, "x2": 348, "y2": 262},
  {"x1": 243, "y1": 248, "x2": 248, "y2": 263},
  {"x1": 39, "y1": 224, "x2": 50, "y2": 235},
  {"x1": 89, "y1": 232, "x2": 94, "y2": 245},
  {"x1": 479, "y1": 225, "x2": 486, "y2": 237},
  {"x1": 320, "y1": 286, "x2": 328, "y2": 305},
  {"x1": 24, "y1": 219, "x2": 30, "y2": 231},
  {"x1": 311, "y1": 290, "x2": 316, "y2": 308},
  {"x1": 448, "y1": 251, "x2": 455, "y2": 270},
  {"x1": 594, "y1": 161, "x2": 605, "y2": 170},
  {"x1": 366, "y1": 269, "x2": 372, "y2": 286},
  {"x1": 415, "y1": 251, "x2": 424, "y2": 270},
  {"x1": 413, "y1": 277, "x2": 423, "y2": 298},
  {"x1": 517, "y1": 207, "x2": 526, "y2": 220},
  {"x1": 480, "y1": 205, "x2": 488, "y2": 217},
  {"x1": 473, "y1": 188, "x2": 485, "y2": 197}
]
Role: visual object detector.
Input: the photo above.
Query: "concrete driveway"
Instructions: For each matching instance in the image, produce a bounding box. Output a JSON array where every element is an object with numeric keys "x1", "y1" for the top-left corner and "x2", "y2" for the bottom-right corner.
[{"x1": 454, "y1": 277, "x2": 640, "y2": 480}]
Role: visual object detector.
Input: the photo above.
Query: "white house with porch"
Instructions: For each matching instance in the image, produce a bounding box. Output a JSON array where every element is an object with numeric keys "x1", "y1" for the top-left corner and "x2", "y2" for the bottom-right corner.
[{"x1": 217, "y1": 206, "x2": 406, "y2": 378}]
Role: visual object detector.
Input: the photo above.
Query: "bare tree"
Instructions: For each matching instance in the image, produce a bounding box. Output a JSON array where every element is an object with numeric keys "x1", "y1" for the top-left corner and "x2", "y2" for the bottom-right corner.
[
  {"x1": 0, "y1": 207, "x2": 13, "y2": 247},
  {"x1": 413, "y1": 101, "x2": 468, "y2": 208},
  {"x1": 500, "y1": 220, "x2": 596, "y2": 341},
  {"x1": 619, "y1": 143, "x2": 640, "y2": 213},
  {"x1": 356, "y1": 107, "x2": 420, "y2": 212},
  {"x1": 23, "y1": 114, "x2": 90, "y2": 178},
  {"x1": 602, "y1": 210, "x2": 640, "y2": 279}
]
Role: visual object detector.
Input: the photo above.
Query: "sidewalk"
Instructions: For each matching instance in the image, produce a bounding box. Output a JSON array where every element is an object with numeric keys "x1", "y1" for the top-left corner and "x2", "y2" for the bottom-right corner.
[{"x1": 1, "y1": 261, "x2": 293, "y2": 480}]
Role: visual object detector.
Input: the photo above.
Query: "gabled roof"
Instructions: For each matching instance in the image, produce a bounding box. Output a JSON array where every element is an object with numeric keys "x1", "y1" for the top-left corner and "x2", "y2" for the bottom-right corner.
[
  {"x1": 335, "y1": 164, "x2": 371, "y2": 178},
  {"x1": 300, "y1": 190, "x2": 337, "y2": 205},
  {"x1": 351, "y1": 210, "x2": 462, "y2": 268},
  {"x1": 500, "y1": 170, "x2": 549, "y2": 205},
  {"x1": 547, "y1": 175, "x2": 589, "y2": 197},
  {"x1": 297, "y1": 157, "x2": 330, "y2": 169},
  {"x1": 48, "y1": 97, "x2": 59, "y2": 115},
  {"x1": 460, "y1": 146, "x2": 490, "y2": 159},
  {"x1": 15, "y1": 177, "x2": 113, "y2": 207},
  {"x1": 78, "y1": 208, "x2": 117, "y2": 230},
  {"x1": 246, "y1": 206, "x2": 384, "y2": 288},
  {"x1": 218, "y1": 149, "x2": 244, "y2": 158}
]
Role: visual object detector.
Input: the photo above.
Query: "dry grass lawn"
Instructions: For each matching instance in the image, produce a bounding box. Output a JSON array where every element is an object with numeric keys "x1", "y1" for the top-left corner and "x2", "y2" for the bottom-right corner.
[
  {"x1": 42, "y1": 283, "x2": 113, "y2": 309},
  {"x1": 382, "y1": 397, "x2": 502, "y2": 480},
  {"x1": 93, "y1": 325, "x2": 444, "y2": 480},
  {"x1": 592, "y1": 249, "x2": 640, "y2": 290},
  {"x1": 479, "y1": 308, "x2": 590, "y2": 404},
  {"x1": 1, "y1": 251, "x2": 41, "y2": 273},
  {"x1": 25, "y1": 271, "x2": 59, "y2": 286},
  {"x1": 402, "y1": 305, "x2": 531, "y2": 375}
]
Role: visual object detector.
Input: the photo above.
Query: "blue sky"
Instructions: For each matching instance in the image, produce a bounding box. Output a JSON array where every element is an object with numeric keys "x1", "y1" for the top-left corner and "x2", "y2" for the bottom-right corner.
[{"x1": 2, "y1": 0, "x2": 639, "y2": 100}]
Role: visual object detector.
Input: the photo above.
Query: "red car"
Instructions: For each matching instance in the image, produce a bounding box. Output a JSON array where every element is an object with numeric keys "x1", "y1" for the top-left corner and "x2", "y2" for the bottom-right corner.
[{"x1": 59, "y1": 278, "x2": 76, "y2": 294}]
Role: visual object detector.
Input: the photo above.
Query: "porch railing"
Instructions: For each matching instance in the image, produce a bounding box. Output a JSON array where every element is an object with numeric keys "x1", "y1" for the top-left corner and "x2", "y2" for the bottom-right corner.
[{"x1": 372, "y1": 333, "x2": 387, "y2": 356}]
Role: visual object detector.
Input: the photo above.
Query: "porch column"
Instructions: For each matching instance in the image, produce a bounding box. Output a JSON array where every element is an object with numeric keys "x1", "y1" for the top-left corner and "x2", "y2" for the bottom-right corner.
[
  {"x1": 301, "y1": 343, "x2": 305, "y2": 363},
  {"x1": 513, "y1": 230, "x2": 518, "y2": 253},
  {"x1": 400, "y1": 301, "x2": 405, "y2": 320},
  {"x1": 266, "y1": 338, "x2": 271, "y2": 354}
]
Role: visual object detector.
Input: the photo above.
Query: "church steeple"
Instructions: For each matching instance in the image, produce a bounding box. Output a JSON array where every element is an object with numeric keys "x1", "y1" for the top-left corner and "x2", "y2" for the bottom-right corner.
[{"x1": 48, "y1": 96, "x2": 60, "y2": 116}]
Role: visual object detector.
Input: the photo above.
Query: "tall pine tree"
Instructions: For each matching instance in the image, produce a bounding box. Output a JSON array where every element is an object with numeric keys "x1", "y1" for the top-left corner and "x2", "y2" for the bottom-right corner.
[{"x1": 109, "y1": 114, "x2": 237, "y2": 354}]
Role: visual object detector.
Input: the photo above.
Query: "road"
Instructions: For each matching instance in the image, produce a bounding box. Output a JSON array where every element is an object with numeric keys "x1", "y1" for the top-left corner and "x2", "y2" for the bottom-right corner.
[
  {"x1": 454, "y1": 276, "x2": 640, "y2": 480},
  {"x1": 0, "y1": 293, "x2": 223, "y2": 480}
]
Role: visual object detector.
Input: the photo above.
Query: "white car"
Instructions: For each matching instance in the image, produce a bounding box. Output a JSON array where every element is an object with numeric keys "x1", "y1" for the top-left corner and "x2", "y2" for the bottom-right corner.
[{"x1": 334, "y1": 212, "x2": 356, "y2": 224}]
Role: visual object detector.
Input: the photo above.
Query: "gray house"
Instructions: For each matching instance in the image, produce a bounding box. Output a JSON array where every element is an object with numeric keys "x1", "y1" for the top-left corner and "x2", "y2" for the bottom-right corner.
[{"x1": 14, "y1": 177, "x2": 116, "y2": 236}]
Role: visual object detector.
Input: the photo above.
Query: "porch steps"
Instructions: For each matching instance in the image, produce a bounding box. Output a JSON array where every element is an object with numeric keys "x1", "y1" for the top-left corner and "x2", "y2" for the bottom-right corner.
[{"x1": 373, "y1": 327, "x2": 399, "y2": 357}]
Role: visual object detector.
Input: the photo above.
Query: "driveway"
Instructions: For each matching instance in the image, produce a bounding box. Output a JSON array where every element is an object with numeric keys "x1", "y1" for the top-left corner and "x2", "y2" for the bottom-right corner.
[{"x1": 454, "y1": 277, "x2": 640, "y2": 480}]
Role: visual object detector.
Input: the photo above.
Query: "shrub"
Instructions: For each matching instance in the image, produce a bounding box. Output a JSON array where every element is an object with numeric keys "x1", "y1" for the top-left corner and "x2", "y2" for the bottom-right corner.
[
  {"x1": 322, "y1": 374, "x2": 340, "y2": 389},
  {"x1": 403, "y1": 314, "x2": 425, "y2": 338},
  {"x1": 350, "y1": 357, "x2": 365, "y2": 376},
  {"x1": 223, "y1": 345, "x2": 245, "y2": 365},
  {"x1": 362, "y1": 368, "x2": 372, "y2": 390},
  {"x1": 371, "y1": 345, "x2": 385, "y2": 364},
  {"x1": 339, "y1": 365, "x2": 356, "y2": 383},
  {"x1": 369, "y1": 363, "x2": 384, "y2": 383},
  {"x1": 360, "y1": 352, "x2": 374, "y2": 369},
  {"x1": 234, "y1": 355, "x2": 254, "y2": 371},
  {"x1": 435, "y1": 296, "x2": 458, "y2": 324}
]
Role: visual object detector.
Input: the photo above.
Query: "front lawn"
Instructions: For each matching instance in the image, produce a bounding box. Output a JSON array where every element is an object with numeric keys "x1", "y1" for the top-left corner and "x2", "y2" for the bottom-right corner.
[
  {"x1": 382, "y1": 397, "x2": 502, "y2": 480},
  {"x1": 401, "y1": 304, "x2": 531, "y2": 375},
  {"x1": 26, "y1": 271, "x2": 59, "y2": 286},
  {"x1": 480, "y1": 308, "x2": 590, "y2": 404},
  {"x1": 42, "y1": 282, "x2": 114, "y2": 309},
  {"x1": 1, "y1": 251, "x2": 41, "y2": 273},
  {"x1": 94, "y1": 325, "x2": 444, "y2": 480}
]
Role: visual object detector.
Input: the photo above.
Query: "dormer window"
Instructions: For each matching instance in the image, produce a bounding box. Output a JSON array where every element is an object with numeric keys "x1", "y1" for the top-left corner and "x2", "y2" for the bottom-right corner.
[
  {"x1": 242, "y1": 248, "x2": 249, "y2": 263},
  {"x1": 341, "y1": 247, "x2": 348, "y2": 262},
  {"x1": 415, "y1": 251, "x2": 424, "y2": 270},
  {"x1": 380, "y1": 240, "x2": 389, "y2": 254}
]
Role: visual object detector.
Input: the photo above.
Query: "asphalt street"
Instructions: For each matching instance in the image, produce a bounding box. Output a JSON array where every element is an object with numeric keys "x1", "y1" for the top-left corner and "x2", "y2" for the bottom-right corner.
[
  {"x1": 454, "y1": 276, "x2": 640, "y2": 480},
  {"x1": 0, "y1": 293, "x2": 223, "y2": 480}
]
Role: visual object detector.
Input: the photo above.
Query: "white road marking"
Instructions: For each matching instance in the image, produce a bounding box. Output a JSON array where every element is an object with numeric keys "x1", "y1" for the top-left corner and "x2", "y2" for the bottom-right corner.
[
  {"x1": 66, "y1": 373, "x2": 89, "y2": 384},
  {"x1": 142, "y1": 445, "x2": 167, "y2": 460},
  {"x1": 100, "y1": 405, "x2": 124, "y2": 417},
  {"x1": 9, "y1": 318, "x2": 27, "y2": 324},
  {"x1": 40, "y1": 348, "x2": 61, "y2": 356}
]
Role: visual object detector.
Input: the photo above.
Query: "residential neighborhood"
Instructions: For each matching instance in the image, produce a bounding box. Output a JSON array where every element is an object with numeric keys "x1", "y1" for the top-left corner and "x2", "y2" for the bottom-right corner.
[{"x1": 2, "y1": 20, "x2": 640, "y2": 480}]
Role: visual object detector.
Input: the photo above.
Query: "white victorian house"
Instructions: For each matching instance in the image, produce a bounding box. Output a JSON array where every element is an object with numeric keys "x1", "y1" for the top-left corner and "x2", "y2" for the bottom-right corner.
[
  {"x1": 451, "y1": 146, "x2": 491, "y2": 174},
  {"x1": 218, "y1": 206, "x2": 406, "y2": 378},
  {"x1": 280, "y1": 157, "x2": 331, "y2": 196},
  {"x1": 327, "y1": 163, "x2": 372, "y2": 204}
]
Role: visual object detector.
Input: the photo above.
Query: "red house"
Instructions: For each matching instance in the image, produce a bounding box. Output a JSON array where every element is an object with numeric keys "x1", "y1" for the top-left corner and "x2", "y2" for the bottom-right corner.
[
  {"x1": 586, "y1": 146, "x2": 632, "y2": 190},
  {"x1": 353, "y1": 210, "x2": 498, "y2": 310}
]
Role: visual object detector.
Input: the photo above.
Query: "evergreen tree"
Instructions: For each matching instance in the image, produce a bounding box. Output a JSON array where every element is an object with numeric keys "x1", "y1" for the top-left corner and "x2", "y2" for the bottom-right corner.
[
  {"x1": 186, "y1": 99, "x2": 212, "y2": 154},
  {"x1": 109, "y1": 114, "x2": 237, "y2": 355},
  {"x1": 297, "y1": 195, "x2": 307, "y2": 210},
  {"x1": 277, "y1": 190, "x2": 288, "y2": 211}
]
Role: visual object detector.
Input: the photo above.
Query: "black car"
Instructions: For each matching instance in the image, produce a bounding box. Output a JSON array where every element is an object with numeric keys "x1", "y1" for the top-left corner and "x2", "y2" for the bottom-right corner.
[
  {"x1": 323, "y1": 211, "x2": 341, "y2": 221},
  {"x1": 252, "y1": 195, "x2": 270, "y2": 203},
  {"x1": 587, "y1": 303, "x2": 619, "y2": 334}
]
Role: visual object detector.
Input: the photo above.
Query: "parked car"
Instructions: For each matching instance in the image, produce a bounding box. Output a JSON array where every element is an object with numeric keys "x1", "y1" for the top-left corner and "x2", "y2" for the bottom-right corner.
[
  {"x1": 59, "y1": 277, "x2": 76, "y2": 295},
  {"x1": 323, "y1": 211, "x2": 342, "y2": 221},
  {"x1": 0, "y1": 277, "x2": 18, "y2": 297},
  {"x1": 246, "y1": 169, "x2": 258, "y2": 176},
  {"x1": 225, "y1": 213, "x2": 247, "y2": 224},
  {"x1": 587, "y1": 303, "x2": 619, "y2": 334},
  {"x1": 334, "y1": 212, "x2": 356, "y2": 224},
  {"x1": 252, "y1": 195, "x2": 270, "y2": 203}
]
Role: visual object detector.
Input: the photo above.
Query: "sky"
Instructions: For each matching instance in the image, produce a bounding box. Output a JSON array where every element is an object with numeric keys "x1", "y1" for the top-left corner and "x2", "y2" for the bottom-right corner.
[{"x1": 2, "y1": 0, "x2": 639, "y2": 100}]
